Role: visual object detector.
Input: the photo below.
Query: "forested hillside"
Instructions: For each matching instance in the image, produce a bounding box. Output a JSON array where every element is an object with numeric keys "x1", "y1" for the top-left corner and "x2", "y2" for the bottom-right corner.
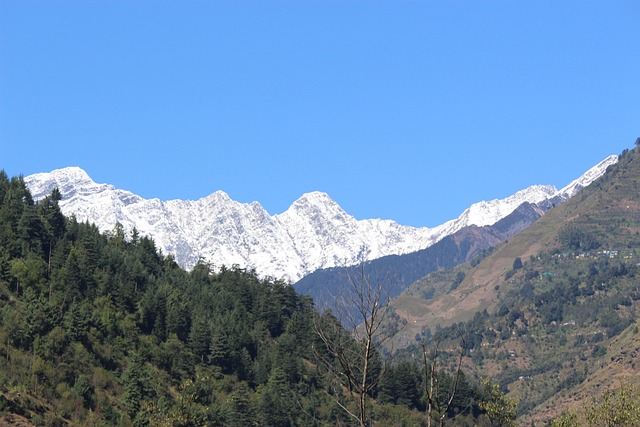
[{"x1": 0, "y1": 171, "x2": 510, "y2": 426}]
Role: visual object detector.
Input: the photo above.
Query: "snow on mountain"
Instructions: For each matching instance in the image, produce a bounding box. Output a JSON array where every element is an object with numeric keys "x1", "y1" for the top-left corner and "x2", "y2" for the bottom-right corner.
[
  {"x1": 555, "y1": 155, "x2": 619, "y2": 199},
  {"x1": 273, "y1": 192, "x2": 440, "y2": 275},
  {"x1": 24, "y1": 156, "x2": 616, "y2": 282},
  {"x1": 455, "y1": 185, "x2": 558, "y2": 228}
]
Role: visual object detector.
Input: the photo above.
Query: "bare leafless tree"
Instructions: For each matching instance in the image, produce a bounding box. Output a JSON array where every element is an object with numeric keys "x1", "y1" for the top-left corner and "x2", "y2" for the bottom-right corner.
[
  {"x1": 422, "y1": 332, "x2": 466, "y2": 427},
  {"x1": 313, "y1": 263, "x2": 394, "y2": 427}
]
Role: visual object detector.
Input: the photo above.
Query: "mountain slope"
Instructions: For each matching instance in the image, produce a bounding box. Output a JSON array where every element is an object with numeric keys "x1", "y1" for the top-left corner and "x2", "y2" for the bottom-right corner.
[
  {"x1": 24, "y1": 155, "x2": 616, "y2": 282},
  {"x1": 294, "y1": 154, "x2": 620, "y2": 309},
  {"x1": 294, "y1": 201, "x2": 546, "y2": 310},
  {"x1": 0, "y1": 169, "x2": 546, "y2": 427},
  {"x1": 388, "y1": 145, "x2": 640, "y2": 423}
]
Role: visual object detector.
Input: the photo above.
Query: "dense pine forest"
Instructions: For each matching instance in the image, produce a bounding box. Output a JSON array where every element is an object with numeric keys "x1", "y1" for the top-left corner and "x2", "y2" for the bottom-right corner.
[{"x1": 0, "y1": 171, "x2": 512, "y2": 426}]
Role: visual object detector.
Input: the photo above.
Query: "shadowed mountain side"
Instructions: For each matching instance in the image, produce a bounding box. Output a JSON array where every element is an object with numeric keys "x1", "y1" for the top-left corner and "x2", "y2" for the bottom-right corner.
[{"x1": 294, "y1": 201, "x2": 545, "y2": 313}]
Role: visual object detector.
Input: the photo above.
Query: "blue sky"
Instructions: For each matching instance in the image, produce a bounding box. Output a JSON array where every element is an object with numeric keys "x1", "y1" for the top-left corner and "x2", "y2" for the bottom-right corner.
[{"x1": 1, "y1": 1, "x2": 638, "y2": 227}]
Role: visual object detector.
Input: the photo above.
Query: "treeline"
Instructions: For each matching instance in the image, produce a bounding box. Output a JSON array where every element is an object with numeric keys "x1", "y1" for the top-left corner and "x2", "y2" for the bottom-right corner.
[{"x1": 0, "y1": 172, "x2": 504, "y2": 426}]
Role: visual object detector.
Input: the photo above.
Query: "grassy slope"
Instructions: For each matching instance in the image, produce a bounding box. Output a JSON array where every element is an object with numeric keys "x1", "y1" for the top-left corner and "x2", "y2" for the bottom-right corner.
[
  {"x1": 390, "y1": 145, "x2": 640, "y2": 424},
  {"x1": 394, "y1": 146, "x2": 633, "y2": 335}
]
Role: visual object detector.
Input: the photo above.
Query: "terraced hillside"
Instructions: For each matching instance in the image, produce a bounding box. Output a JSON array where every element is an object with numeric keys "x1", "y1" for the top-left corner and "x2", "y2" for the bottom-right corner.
[{"x1": 389, "y1": 145, "x2": 640, "y2": 424}]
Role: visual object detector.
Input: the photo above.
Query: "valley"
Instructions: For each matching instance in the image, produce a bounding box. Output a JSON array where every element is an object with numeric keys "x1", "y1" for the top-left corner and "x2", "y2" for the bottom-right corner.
[{"x1": 0, "y1": 144, "x2": 637, "y2": 426}]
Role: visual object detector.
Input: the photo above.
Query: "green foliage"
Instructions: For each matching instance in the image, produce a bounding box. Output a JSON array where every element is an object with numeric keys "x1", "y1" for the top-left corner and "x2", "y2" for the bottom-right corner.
[
  {"x1": 122, "y1": 352, "x2": 150, "y2": 417},
  {"x1": 378, "y1": 360, "x2": 421, "y2": 409},
  {"x1": 257, "y1": 367, "x2": 296, "y2": 426},
  {"x1": 552, "y1": 384, "x2": 640, "y2": 427},
  {"x1": 401, "y1": 202, "x2": 640, "y2": 419},
  {"x1": 558, "y1": 225, "x2": 600, "y2": 250},
  {"x1": 478, "y1": 378, "x2": 517, "y2": 427},
  {"x1": 512, "y1": 257, "x2": 523, "y2": 270},
  {"x1": 449, "y1": 271, "x2": 466, "y2": 291},
  {"x1": 227, "y1": 382, "x2": 255, "y2": 427},
  {"x1": 0, "y1": 172, "x2": 529, "y2": 426}
]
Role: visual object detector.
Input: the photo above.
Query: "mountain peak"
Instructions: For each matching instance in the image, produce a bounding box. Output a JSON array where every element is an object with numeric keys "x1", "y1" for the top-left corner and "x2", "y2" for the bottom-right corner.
[
  {"x1": 54, "y1": 166, "x2": 91, "y2": 179},
  {"x1": 23, "y1": 154, "x2": 614, "y2": 281},
  {"x1": 283, "y1": 191, "x2": 347, "y2": 219},
  {"x1": 203, "y1": 190, "x2": 232, "y2": 203},
  {"x1": 556, "y1": 154, "x2": 618, "y2": 199},
  {"x1": 24, "y1": 166, "x2": 99, "y2": 200},
  {"x1": 292, "y1": 191, "x2": 335, "y2": 206},
  {"x1": 459, "y1": 184, "x2": 557, "y2": 228},
  {"x1": 281, "y1": 191, "x2": 351, "y2": 224},
  {"x1": 29, "y1": 166, "x2": 93, "y2": 184}
]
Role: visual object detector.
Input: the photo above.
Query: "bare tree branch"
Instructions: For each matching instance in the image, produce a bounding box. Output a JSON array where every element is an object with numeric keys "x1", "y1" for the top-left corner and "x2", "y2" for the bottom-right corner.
[
  {"x1": 313, "y1": 262, "x2": 395, "y2": 427},
  {"x1": 423, "y1": 331, "x2": 467, "y2": 427}
]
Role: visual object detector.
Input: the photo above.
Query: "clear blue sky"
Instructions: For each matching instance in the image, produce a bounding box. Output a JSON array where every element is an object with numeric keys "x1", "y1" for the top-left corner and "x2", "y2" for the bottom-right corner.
[{"x1": 1, "y1": 1, "x2": 638, "y2": 227}]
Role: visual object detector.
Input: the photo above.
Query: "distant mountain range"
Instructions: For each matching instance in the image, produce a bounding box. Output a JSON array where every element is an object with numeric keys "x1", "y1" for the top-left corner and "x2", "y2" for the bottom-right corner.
[
  {"x1": 24, "y1": 155, "x2": 618, "y2": 282},
  {"x1": 294, "y1": 200, "x2": 547, "y2": 310}
]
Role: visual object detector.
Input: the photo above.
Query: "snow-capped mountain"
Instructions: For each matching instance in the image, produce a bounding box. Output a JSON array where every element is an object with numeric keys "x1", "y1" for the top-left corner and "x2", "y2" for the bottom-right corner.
[
  {"x1": 24, "y1": 155, "x2": 617, "y2": 282},
  {"x1": 556, "y1": 155, "x2": 619, "y2": 199}
]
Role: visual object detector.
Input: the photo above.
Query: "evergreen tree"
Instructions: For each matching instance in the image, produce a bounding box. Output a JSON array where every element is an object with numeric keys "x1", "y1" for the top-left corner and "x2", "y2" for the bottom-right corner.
[
  {"x1": 63, "y1": 248, "x2": 84, "y2": 298},
  {"x1": 166, "y1": 292, "x2": 191, "y2": 341},
  {"x1": 0, "y1": 177, "x2": 32, "y2": 257},
  {"x1": 188, "y1": 316, "x2": 210, "y2": 362},
  {"x1": 17, "y1": 204, "x2": 47, "y2": 256},
  {"x1": 257, "y1": 367, "x2": 295, "y2": 427},
  {"x1": 209, "y1": 327, "x2": 232, "y2": 373},
  {"x1": 72, "y1": 374, "x2": 94, "y2": 409},
  {"x1": 122, "y1": 353, "x2": 150, "y2": 418},
  {"x1": 512, "y1": 257, "x2": 523, "y2": 270},
  {"x1": 38, "y1": 190, "x2": 66, "y2": 256},
  {"x1": 63, "y1": 301, "x2": 87, "y2": 342},
  {"x1": 227, "y1": 382, "x2": 255, "y2": 427},
  {"x1": 159, "y1": 333, "x2": 194, "y2": 379},
  {"x1": 0, "y1": 170, "x2": 9, "y2": 204},
  {"x1": 379, "y1": 361, "x2": 421, "y2": 409},
  {"x1": 23, "y1": 287, "x2": 51, "y2": 346}
]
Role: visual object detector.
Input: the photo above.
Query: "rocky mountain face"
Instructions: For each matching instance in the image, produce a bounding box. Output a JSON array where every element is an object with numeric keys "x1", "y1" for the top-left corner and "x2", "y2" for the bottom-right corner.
[{"x1": 24, "y1": 155, "x2": 617, "y2": 282}]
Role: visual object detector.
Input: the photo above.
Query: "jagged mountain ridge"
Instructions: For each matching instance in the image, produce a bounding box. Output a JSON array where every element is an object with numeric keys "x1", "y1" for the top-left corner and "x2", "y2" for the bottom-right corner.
[
  {"x1": 294, "y1": 201, "x2": 547, "y2": 309},
  {"x1": 24, "y1": 155, "x2": 617, "y2": 281}
]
